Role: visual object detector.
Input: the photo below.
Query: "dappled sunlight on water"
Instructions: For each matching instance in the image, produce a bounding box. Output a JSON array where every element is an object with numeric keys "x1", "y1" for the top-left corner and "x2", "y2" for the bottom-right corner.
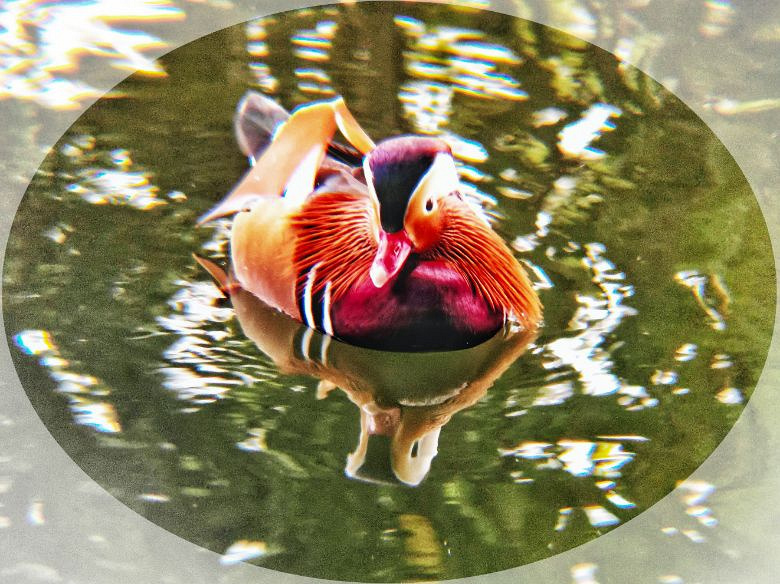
[
  {"x1": 58, "y1": 136, "x2": 177, "y2": 210},
  {"x1": 0, "y1": 0, "x2": 183, "y2": 109},
  {"x1": 14, "y1": 329, "x2": 121, "y2": 433}
]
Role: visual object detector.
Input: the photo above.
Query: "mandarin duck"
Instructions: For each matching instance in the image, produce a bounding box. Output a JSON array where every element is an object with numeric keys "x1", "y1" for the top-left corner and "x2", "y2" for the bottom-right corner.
[
  {"x1": 198, "y1": 91, "x2": 541, "y2": 351},
  {"x1": 195, "y1": 256, "x2": 536, "y2": 485}
]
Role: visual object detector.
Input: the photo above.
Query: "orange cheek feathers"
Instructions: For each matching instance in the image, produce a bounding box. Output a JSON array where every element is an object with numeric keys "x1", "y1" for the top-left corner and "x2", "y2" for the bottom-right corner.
[{"x1": 404, "y1": 206, "x2": 442, "y2": 254}]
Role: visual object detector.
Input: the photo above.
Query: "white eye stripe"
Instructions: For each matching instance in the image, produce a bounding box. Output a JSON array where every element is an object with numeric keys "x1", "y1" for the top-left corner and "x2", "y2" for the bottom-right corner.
[{"x1": 412, "y1": 152, "x2": 461, "y2": 204}]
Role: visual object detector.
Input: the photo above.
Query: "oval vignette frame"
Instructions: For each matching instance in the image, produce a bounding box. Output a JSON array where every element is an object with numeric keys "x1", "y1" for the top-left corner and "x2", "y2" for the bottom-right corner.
[{"x1": 0, "y1": 2, "x2": 778, "y2": 584}]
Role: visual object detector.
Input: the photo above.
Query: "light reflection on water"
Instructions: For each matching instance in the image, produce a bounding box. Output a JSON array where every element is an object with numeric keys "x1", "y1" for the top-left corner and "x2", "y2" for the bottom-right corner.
[
  {"x1": 675, "y1": 270, "x2": 730, "y2": 331},
  {"x1": 14, "y1": 330, "x2": 121, "y2": 433},
  {"x1": 2, "y1": 3, "x2": 773, "y2": 582},
  {"x1": 0, "y1": 0, "x2": 183, "y2": 109},
  {"x1": 57, "y1": 135, "x2": 183, "y2": 210}
]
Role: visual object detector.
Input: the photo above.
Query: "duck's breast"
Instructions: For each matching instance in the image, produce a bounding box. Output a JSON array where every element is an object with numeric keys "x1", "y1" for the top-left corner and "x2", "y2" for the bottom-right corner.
[{"x1": 331, "y1": 259, "x2": 504, "y2": 351}]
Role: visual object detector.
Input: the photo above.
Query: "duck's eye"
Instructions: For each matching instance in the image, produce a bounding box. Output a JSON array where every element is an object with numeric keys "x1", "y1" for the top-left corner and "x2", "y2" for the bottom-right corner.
[{"x1": 425, "y1": 199, "x2": 434, "y2": 212}]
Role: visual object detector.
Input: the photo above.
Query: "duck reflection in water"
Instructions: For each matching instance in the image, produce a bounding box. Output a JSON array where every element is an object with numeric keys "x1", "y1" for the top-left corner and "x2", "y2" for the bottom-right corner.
[
  {"x1": 196, "y1": 257, "x2": 536, "y2": 486},
  {"x1": 194, "y1": 91, "x2": 540, "y2": 484}
]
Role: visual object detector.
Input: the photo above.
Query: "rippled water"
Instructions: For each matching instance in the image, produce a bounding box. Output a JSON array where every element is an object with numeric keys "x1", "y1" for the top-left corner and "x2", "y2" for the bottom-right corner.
[{"x1": 3, "y1": 2, "x2": 774, "y2": 581}]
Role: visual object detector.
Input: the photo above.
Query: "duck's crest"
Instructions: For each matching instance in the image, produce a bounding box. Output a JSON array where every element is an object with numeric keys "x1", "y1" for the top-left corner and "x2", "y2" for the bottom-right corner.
[{"x1": 367, "y1": 137, "x2": 450, "y2": 233}]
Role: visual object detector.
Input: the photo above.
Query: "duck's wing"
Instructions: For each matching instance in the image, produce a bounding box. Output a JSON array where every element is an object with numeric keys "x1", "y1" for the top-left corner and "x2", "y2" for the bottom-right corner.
[
  {"x1": 290, "y1": 170, "x2": 379, "y2": 308},
  {"x1": 228, "y1": 168, "x2": 376, "y2": 319},
  {"x1": 236, "y1": 91, "x2": 365, "y2": 166},
  {"x1": 198, "y1": 96, "x2": 375, "y2": 226}
]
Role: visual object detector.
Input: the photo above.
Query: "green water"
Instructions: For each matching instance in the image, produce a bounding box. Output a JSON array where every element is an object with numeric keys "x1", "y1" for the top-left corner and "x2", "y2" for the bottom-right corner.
[{"x1": 3, "y1": 2, "x2": 774, "y2": 581}]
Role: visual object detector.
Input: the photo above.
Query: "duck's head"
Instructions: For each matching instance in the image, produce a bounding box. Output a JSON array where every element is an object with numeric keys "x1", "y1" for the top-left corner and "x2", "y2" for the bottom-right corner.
[{"x1": 364, "y1": 136, "x2": 462, "y2": 288}]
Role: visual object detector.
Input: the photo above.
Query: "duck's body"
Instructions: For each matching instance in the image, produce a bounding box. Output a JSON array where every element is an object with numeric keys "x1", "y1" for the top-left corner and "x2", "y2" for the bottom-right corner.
[
  {"x1": 200, "y1": 92, "x2": 541, "y2": 351},
  {"x1": 229, "y1": 161, "x2": 504, "y2": 351}
]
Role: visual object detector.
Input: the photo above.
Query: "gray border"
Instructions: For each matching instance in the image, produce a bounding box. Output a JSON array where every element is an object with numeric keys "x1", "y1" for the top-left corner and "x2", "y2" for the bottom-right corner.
[{"x1": 1, "y1": 1, "x2": 778, "y2": 583}]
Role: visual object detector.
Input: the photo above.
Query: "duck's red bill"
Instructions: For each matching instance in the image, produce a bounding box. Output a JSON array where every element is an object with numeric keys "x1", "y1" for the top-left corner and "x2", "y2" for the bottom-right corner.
[{"x1": 369, "y1": 230, "x2": 413, "y2": 288}]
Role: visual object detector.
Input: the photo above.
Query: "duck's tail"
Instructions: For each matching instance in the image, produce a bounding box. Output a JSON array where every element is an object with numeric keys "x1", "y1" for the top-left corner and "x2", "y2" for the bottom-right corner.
[
  {"x1": 234, "y1": 91, "x2": 290, "y2": 162},
  {"x1": 192, "y1": 254, "x2": 241, "y2": 297}
]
